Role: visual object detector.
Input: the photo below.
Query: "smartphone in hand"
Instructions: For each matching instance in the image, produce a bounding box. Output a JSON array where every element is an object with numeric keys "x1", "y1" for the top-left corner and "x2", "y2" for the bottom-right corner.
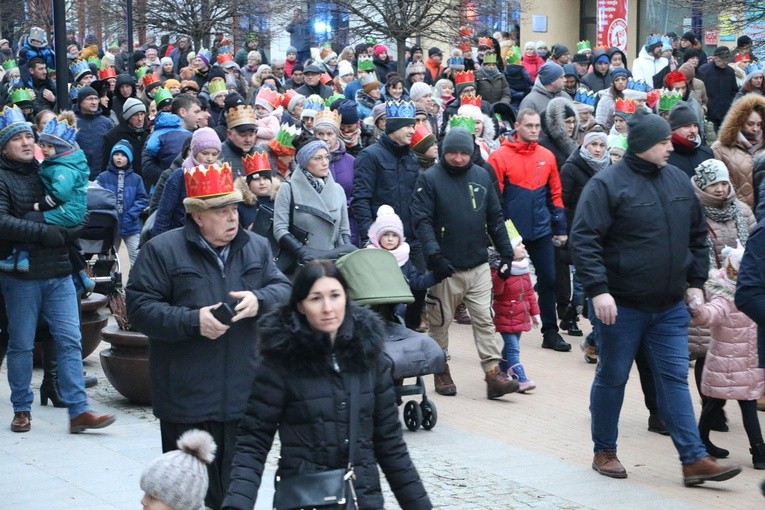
[{"x1": 211, "y1": 300, "x2": 240, "y2": 325}]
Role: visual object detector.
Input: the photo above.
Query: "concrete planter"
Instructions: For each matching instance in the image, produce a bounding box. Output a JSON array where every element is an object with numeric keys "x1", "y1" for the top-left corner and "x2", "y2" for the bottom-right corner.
[{"x1": 99, "y1": 324, "x2": 152, "y2": 405}]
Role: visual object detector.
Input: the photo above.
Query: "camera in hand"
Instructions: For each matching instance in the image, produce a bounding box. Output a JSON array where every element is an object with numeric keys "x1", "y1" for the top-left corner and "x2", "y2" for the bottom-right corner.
[{"x1": 211, "y1": 300, "x2": 241, "y2": 325}]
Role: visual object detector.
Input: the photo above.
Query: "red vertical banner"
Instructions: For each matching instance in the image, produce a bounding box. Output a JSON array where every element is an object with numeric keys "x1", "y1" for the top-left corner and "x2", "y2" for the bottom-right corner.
[{"x1": 597, "y1": 0, "x2": 628, "y2": 53}]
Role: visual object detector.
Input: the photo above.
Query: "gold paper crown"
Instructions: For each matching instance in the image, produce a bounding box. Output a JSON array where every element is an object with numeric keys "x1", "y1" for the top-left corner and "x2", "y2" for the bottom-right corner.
[
  {"x1": 314, "y1": 108, "x2": 341, "y2": 130},
  {"x1": 225, "y1": 105, "x2": 257, "y2": 128}
]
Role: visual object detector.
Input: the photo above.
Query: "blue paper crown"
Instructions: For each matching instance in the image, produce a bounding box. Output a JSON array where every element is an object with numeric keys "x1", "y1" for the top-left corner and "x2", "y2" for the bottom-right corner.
[
  {"x1": 69, "y1": 59, "x2": 91, "y2": 80},
  {"x1": 0, "y1": 105, "x2": 29, "y2": 131},
  {"x1": 746, "y1": 62, "x2": 765, "y2": 75},
  {"x1": 661, "y1": 36, "x2": 672, "y2": 49},
  {"x1": 448, "y1": 57, "x2": 464, "y2": 67},
  {"x1": 69, "y1": 86, "x2": 82, "y2": 101},
  {"x1": 386, "y1": 100, "x2": 416, "y2": 119},
  {"x1": 574, "y1": 88, "x2": 596, "y2": 106},
  {"x1": 627, "y1": 78, "x2": 652, "y2": 92},
  {"x1": 303, "y1": 96, "x2": 325, "y2": 113},
  {"x1": 42, "y1": 116, "x2": 78, "y2": 144},
  {"x1": 646, "y1": 35, "x2": 662, "y2": 46},
  {"x1": 197, "y1": 48, "x2": 212, "y2": 62}
]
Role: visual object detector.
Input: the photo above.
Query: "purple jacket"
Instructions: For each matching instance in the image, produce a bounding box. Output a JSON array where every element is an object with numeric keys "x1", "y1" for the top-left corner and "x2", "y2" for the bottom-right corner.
[{"x1": 330, "y1": 141, "x2": 358, "y2": 246}]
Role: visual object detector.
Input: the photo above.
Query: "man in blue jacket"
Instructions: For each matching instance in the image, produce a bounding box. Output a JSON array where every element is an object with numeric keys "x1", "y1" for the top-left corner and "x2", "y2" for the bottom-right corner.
[
  {"x1": 571, "y1": 109, "x2": 742, "y2": 485},
  {"x1": 74, "y1": 86, "x2": 114, "y2": 180}
]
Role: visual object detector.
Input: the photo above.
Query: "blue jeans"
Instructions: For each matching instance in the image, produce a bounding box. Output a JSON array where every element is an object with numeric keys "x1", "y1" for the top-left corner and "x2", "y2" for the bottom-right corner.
[
  {"x1": 499, "y1": 332, "x2": 521, "y2": 372},
  {"x1": 525, "y1": 235, "x2": 557, "y2": 334},
  {"x1": 1, "y1": 276, "x2": 89, "y2": 419},
  {"x1": 590, "y1": 301, "x2": 707, "y2": 465}
]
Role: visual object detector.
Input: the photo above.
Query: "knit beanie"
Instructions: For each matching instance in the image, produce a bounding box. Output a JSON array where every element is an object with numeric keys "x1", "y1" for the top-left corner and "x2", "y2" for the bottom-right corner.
[
  {"x1": 693, "y1": 159, "x2": 730, "y2": 190},
  {"x1": 442, "y1": 127, "x2": 474, "y2": 155},
  {"x1": 296, "y1": 140, "x2": 328, "y2": 168},
  {"x1": 190, "y1": 127, "x2": 222, "y2": 157},
  {"x1": 669, "y1": 101, "x2": 698, "y2": 130},
  {"x1": 287, "y1": 46, "x2": 297, "y2": 56},
  {"x1": 140, "y1": 430, "x2": 216, "y2": 510},
  {"x1": 371, "y1": 103, "x2": 387, "y2": 125},
  {"x1": 122, "y1": 97, "x2": 146, "y2": 121},
  {"x1": 160, "y1": 57, "x2": 173, "y2": 67},
  {"x1": 196, "y1": 50, "x2": 210, "y2": 67},
  {"x1": 553, "y1": 44, "x2": 570, "y2": 59},
  {"x1": 288, "y1": 93, "x2": 306, "y2": 114},
  {"x1": 537, "y1": 61, "x2": 564, "y2": 85},
  {"x1": 611, "y1": 67, "x2": 629, "y2": 80},
  {"x1": 77, "y1": 86, "x2": 98, "y2": 104},
  {"x1": 409, "y1": 82, "x2": 432, "y2": 102},
  {"x1": 368, "y1": 204, "x2": 405, "y2": 247},
  {"x1": 337, "y1": 100, "x2": 359, "y2": 124},
  {"x1": 110, "y1": 139, "x2": 133, "y2": 165},
  {"x1": 337, "y1": 60, "x2": 354, "y2": 77},
  {"x1": 583, "y1": 130, "x2": 608, "y2": 149},
  {"x1": 682, "y1": 48, "x2": 701, "y2": 63},
  {"x1": 322, "y1": 51, "x2": 338, "y2": 65},
  {"x1": 627, "y1": 109, "x2": 671, "y2": 153},
  {"x1": 373, "y1": 44, "x2": 388, "y2": 57}
]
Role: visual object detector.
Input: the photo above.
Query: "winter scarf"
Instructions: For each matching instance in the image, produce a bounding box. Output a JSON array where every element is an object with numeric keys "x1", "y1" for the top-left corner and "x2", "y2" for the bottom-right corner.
[
  {"x1": 367, "y1": 241, "x2": 411, "y2": 267},
  {"x1": 511, "y1": 256, "x2": 530, "y2": 275},
  {"x1": 578, "y1": 145, "x2": 611, "y2": 173},
  {"x1": 741, "y1": 130, "x2": 764, "y2": 155},
  {"x1": 340, "y1": 127, "x2": 361, "y2": 149},
  {"x1": 693, "y1": 184, "x2": 750, "y2": 268},
  {"x1": 329, "y1": 139, "x2": 347, "y2": 163},
  {"x1": 301, "y1": 167, "x2": 326, "y2": 194}
]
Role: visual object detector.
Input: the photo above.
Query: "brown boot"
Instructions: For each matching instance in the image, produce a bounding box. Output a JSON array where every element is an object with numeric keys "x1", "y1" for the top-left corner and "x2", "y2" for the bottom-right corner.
[
  {"x1": 70, "y1": 411, "x2": 116, "y2": 433},
  {"x1": 592, "y1": 450, "x2": 627, "y2": 478},
  {"x1": 682, "y1": 456, "x2": 742, "y2": 486},
  {"x1": 433, "y1": 362, "x2": 457, "y2": 396},
  {"x1": 757, "y1": 394, "x2": 765, "y2": 412},
  {"x1": 454, "y1": 302, "x2": 471, "y2": 325},
  {"x1": 485, "y1": 366, "x2": 519, "y2": 399},
  {"x1": 10, "y1": 411, "x2": 31, "y2": 433}
]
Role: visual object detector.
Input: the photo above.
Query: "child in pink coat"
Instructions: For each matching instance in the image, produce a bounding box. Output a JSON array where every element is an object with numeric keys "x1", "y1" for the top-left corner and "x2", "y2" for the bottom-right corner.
[
  {"x1": 691, "y1": 243, "x2": 765, "y2": 469},
  {"x1": 253, "y1": 87, "x2": 282, "y2": 146},
  {"x1": 489, "y1": 223, "x2": 540, "y2": 393}
]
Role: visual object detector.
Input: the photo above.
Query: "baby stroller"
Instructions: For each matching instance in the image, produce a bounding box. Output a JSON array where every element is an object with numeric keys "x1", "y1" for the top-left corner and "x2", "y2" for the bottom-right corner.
[
  {"x1": 336, "y1": 249, "x2": 445, "y2": 431},
  {"x1": 80, "y1": 183, "x2": 121, "y2": 296}
]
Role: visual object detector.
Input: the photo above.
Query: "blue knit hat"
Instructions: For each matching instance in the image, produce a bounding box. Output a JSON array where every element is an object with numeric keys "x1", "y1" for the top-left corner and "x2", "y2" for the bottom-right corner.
[
  {"x1": 0, "y1": 106, "x2": 33, "y2": 152},
  {"x1": 295, "y1": 140, "x2": 328, "y2": 169},
  {"x1": 111, "y1": 139, "x2": 133, "y2": 165}
]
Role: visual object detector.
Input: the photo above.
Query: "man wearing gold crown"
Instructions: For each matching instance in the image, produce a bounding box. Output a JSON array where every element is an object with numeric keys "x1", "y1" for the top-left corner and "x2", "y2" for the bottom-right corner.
[{"x1": 126, "y1": 162, "x2": 291, "y2": 509}]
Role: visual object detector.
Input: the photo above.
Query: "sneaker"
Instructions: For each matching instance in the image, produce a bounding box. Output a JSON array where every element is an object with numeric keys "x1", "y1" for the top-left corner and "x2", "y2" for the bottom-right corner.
[
  {"x1": 508, "y1": 363, "x2": 536, "y2": 393},
  {"x1": 580, "y1": 338, "x2": 598, "y2": 364},
  {"x1": 454, "y1": 302, "x2": 471, "y2": 325},
  {"x1": 542, "y1": 331, "x2": 571, "y2": 352},
  {"x1": 433, "y1": 362, "x2": 457, "y2": 396},
  {"x1": 682, "y1": 456, "x2": 742, "y2": 486},
  {"x1": 592, "y1": 450, "x2": 627, "y2": 478}
]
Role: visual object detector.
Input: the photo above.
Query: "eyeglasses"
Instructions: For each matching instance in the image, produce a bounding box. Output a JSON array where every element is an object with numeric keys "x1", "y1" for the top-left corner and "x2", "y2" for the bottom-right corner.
[{"x1": 564, "y1": 119, "x2": 577, "y2": 125}]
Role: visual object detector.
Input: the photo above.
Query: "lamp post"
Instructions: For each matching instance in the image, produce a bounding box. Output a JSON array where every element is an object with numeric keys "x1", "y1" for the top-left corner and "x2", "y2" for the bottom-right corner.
[
  {"x1": 53, "y1": 0, "x2": 69, "y2": 110},
  {"x1": 126, "y1": 0, "x2": 135, "y2": 76}
]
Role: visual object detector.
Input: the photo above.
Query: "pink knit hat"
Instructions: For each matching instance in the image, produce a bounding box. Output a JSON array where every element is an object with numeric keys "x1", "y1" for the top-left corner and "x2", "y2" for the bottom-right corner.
[
  {"x1": 190, "y1": 127, "x2": 221, "y2": 157},
  {"x1": 373, "y1": 44, "x2": 388, "y2": 57},
  {"x1": 367, "y1": 205, "x2": 404, "y2": 247}
]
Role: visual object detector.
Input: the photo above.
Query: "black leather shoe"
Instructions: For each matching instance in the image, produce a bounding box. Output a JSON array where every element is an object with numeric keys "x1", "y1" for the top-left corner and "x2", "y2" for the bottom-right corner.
[{"x1": 542, "y1": 331, "x2": 572, "y2": 352}]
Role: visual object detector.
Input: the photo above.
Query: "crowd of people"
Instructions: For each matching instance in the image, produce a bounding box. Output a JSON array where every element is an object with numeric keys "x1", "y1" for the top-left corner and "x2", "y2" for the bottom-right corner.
[{"x1": 2, "y1": 22, "x2": 765, "y2": 509}]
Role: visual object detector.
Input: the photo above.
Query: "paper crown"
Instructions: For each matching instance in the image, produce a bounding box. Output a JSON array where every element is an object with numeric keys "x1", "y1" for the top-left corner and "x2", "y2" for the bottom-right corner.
[
  {"x1": 143, "y1": 72, "x2": 160, "y2": 87},
  {"x1": 320, "y1": 72, "x2": 334, "y2": 85},
  {"x1": 386, "y1": 100, "x2": 416, "y2": 119},
  {"x1": 660, "y1": 36, "x2": 672, "y2": 49},
  {"x1": 98, "y1": 67, "x2": 117, "y2": 80},
  {"x1": 217, "y1": 53, "x2": 235, "y2": 65},
  {"x1": 454, "y1": 70, "x2": 475, "y2": 85},
  {"x1": 614, "y1": 98, "x2": 637, "y2": 114},
  {"x1": 154, "y1": 87, "x2": 174, "y2": 106},
  {"x1": 208, "y1": 78, "x2": 227, "y2": 97},
  {"x1": 281, "y1": 89, "x2": 298, "y2": 109},
  {"x1": 135, "y1": 66, "x2": 149, "y2": 80},
  {"x1": 658, "y1": 89, "x2": 683, "y2": 111},
  {"x1": 325, "y1": 93, "x2": 345, "y2": 108},
  {"x1": 255, "y1": 87, "x2": 283, "y2": 109},
  {"x1": 243, "y1": 150, "x2": 272, "y2": 176},
  {"x1": 2, "y1": 59, "x2": 17, "y2": 70},
  {"x1": 646, "y1": 35, "x2": 662, "y2": 46},
  {"x1": 607, "y1": 133, "x2": 629, "y2": 151},
  {"x1": 483, "y1": 52, "x2": 497, "y2": 64},
  {"x1": 42, "y1": 115, "x2": 78, "y2": 144},
  {"x1": 360, "y1": 73, "x2": 380, "y2": 88},
  {"x1": 574, "y1": 88, "x2": 597, "y2": 106},
  {"x1": 458, "y1": 41, "x2": 472, "y2": 53},
  {"x1": 10, "y1": 88, "x2": 32, "y2": 105},
  {"x1": 409, "y1": 62, "x2": 426, "y2": 75},
  {"x1": 314, "y1": 108, "x2": 341, "y2": 129},
  {"x1": 358, "y1": 55, "x2": 375, "y2": 72},
  {"x1": 448, "y1": 56, "x2": 464, "y2": 67},
  {"x1": 69, "y1": 86, "x2": 82, "y2": 101},
  {"x1": 225, "y1": 104, "x2": 257, "y2": 128},
  {"x1": 576, "y1": 40, "x2": 592, "y2": 52},
  {"x1": 302, "y1": 95, "x2": 326, "y2": 116},
  {"x1": 184, "y1": 162, "x2": 235, "y2": 198},
  {"x1": 0, "y1": 105, "x2": 29, "y2": 133},
  {"x1": 197, "y1": 48, "x2": 212, "y2": 64},
  {"x1": 449, "y1": 115, "x2": 476, "y2": 134},
  {"x1": 461, "y1": 93, "x2": 481, "y2": 108},
  {"x1": 70, "y1": 59, "x2": 92, "y2": 81},
  {"x1": 478, "y1": 37, "x2": 493, "y2": 48},
  {"x1": 459, "y1": 25, "x2": 473, "y2": 38},
  {"x1": 645, "y1": 89, "x2": 661, "y2": 109},
  {"x1": 274, "y1": 123, "x2": 301, "y2": 148},
  {"x1": 87, "y1": 56, "x2": 101, "y2": 68},
  {"x1": 746, "y1": 62, "x2": 765, "y2": 75},
  {"x1": 506, "y1": 46, "x2": 522, "y2": 64},
  {"x1": 411, "y1": 124, "x2": 435, "y2": 148},
  {"x1": 626, "y1": 78, "x2": 652, "y2": 92}
]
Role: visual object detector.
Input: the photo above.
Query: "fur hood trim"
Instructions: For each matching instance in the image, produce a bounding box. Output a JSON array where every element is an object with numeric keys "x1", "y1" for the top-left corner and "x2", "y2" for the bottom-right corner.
[
  {"x1": 705, "y1": 268, "x2": 736, "y2": 301},
  {"x1": 543, "y1": 96, "x2": 579, "y2": 155},
  {"x1": 717, "y1": 94, "x2": 765, "y2": 146},
  {"x1": 234, "y1": 175, "x2": 258, "y2": 205},
  {"x1": 258, "y1": 304, "x2": 385, "y2": 375}
]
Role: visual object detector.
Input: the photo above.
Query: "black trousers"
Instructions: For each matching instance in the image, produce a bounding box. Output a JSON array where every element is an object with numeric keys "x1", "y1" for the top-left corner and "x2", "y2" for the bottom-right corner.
[
  {"x1": 700, "y1": 398, "x2": 763, "y2": 447},
  {"x1": 160, "y1": 419, "x2": 239, "y2": 510}
]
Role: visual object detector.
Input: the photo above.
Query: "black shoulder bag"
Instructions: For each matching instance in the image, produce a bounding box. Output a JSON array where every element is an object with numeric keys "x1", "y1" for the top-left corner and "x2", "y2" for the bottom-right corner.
[
  {"x1": 273, "y1": 183, "x2": 310, "y2": 274},
  {"x1": 272, "y1": 374, "x2": 360, "y2": 510}
]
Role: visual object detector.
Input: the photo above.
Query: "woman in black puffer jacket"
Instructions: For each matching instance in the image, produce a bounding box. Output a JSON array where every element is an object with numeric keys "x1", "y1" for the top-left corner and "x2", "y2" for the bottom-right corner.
[{"x1": 223, "y1": 260, "x2": 431, "y2": 510}]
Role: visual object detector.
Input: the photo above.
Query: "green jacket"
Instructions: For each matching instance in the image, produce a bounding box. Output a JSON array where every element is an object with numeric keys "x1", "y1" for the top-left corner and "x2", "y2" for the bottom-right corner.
[{"x1": 40, "y1": 149, "x2": 89, "y2": 228}]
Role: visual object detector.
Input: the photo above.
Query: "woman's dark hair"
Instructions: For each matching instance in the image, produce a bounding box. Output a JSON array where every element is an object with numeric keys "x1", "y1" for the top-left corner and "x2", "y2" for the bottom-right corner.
[
  {"x1": 289, "y1": 260, "x2": 349, "y2": 310},
  {"x1": 609, "y1": 79, "x2": 625, "y2": 100},
  {"x1": 385, "y1": 75, "x2": 403, "y2": 93}
]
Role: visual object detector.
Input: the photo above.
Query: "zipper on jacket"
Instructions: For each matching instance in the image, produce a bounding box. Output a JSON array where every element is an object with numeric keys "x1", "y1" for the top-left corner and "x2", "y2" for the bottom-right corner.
[{"x1": 331, "y1": 353, "x2": 340, "y2": 373}]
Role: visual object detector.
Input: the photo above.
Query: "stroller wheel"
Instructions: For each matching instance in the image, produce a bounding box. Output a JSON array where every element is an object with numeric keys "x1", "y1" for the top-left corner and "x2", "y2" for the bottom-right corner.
[
  {"x1": 403, "y1": 400, "x2": 422, "y2": 431},
  {"x1": 420, "y1": 400, "x2": 437, "y2": 430}
]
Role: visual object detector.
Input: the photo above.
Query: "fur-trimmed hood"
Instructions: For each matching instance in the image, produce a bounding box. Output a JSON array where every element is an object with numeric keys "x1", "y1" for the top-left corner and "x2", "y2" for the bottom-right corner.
[
  {"x1": 542, "y1": 96, "x2": 579, "y2": 155},
  {"x1": 717, "y1": 93, "x2": 765, "y2": 146},
  {"x1": 705, "y1": 268, "x2": 736, "y2": 301},
  {"x1": 258, "y1": 304, "x2": 385, "y2": 375}
]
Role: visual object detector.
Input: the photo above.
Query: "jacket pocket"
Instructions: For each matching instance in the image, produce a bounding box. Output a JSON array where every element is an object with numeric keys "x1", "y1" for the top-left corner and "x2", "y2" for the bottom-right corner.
[
  {"x1": 241, "y1": 261, "x2": 264, "y2": 289},
  {"x1": 170, "y1": 266, "x2": 207, "y2": 305}
]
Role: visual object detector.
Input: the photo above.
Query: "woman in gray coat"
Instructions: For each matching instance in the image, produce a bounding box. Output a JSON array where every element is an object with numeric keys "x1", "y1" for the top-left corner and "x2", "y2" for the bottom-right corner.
[{"x1": 273, "y1": 140, "x2": 355, "y2": 267}]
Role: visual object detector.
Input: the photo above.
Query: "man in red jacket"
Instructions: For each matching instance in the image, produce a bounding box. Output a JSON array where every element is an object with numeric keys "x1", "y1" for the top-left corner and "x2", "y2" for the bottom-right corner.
[{"x1": 488, "y1": 108, "x2": 571, "y2": 352}]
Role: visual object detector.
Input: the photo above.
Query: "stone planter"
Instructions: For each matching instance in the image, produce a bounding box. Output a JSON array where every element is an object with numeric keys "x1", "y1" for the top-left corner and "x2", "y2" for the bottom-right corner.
[{"x1": 99, "y1": 324, "x2": 152, "y2": 405}]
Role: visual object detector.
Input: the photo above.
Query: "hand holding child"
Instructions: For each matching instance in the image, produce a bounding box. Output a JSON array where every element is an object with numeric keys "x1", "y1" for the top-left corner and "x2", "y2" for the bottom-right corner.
[{"x1": 532, "y1": 314, "x2": 541, "y2": 328}]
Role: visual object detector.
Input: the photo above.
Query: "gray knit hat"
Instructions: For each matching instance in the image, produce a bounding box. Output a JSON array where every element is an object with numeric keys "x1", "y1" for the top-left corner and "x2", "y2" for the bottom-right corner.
[
  {"x1": 627, "y1": 109, "x2": 671, "y2": 153},
  {"x1": 140, "y1": 429, "x2": 216, "y2": 510},
  {"x1": 693, "y1": 159, "x2": 730, "y2": 190},
  {"x1": 668, "y1": 101, "x2": 698, "y2": 130},
  {"x1": 442, "y1": 127, "x2": 474, "y2": 155},
  {"x1": 122, "y1": 97, "x2": 146, "y2": 121}
]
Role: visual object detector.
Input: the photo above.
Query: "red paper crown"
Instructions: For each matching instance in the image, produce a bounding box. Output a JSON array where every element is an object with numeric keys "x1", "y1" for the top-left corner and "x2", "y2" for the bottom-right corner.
[
  {"x1": 454, "y1": 70, "x2": 474, "y2": 85},
  {"x1": 256, "y1": 87, "x2": 283, "y2": 109},
  {"x1": 459, "y1": 26, "x2": 473, "y2": 38},
  {"x1": 184, "y1": 162, "x2": 235, "y2": 198},
  {"x1": 458, "y1": 41, "x2": 472, "y2": 53},
  {"x1": 614, "y1": 98, "x2": 637, "y2": 114},
  {"x1": 410, "y1": 124, "x2": 435, "y2": 149},
  {"x1": 645, "y1": 89, "x2": 661, "y2": 109},
  {"x1": 242, "y1": 150, "x2": 272, "y2": 176},
  {"x1": 281, "y1": 89, "x2": 298, "y2": 109},
  {"x1": 461, "y1": 93, "x2": 481, "y2": 107},
  {"x1": 478, "y1": 37, "x2": 493, "y2": 48},
  {"x1": 142, "y1": 72, "x2": 160, "y2": 87},
  {"x1": 320, "y1": 72, "x2": 334, "y2": 85},
  {"x1": 217, "y1": 53, "x2": 234, "y2": 65},
  {"x1": 98, "y1": 67, "x2": 117, "y2": 80}
]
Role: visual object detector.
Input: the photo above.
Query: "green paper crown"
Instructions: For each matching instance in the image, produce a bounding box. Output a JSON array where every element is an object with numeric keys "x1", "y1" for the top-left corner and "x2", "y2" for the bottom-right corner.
[
  {"x1": 607, "y1": 133, "x2": 629, "y2": 151},
  {"x1": 577, "y1": 40, "x2": 592, "y2": 52},
  {"x1": 10, "y1": 88, "x2": 32, "y2": 105},
  {"x1": 154, "y1": 87, "x2": 173, "y2": 105},
  {"x1": 365, "y1": 36, "x2": 377, "y2": 46},
  {"x1": 208, "y1": 79, "x2": 227, "y2": 96},
  {"x1": 449, "y1": 115, "x2": 475, "y2": 134},
  {"x1": 87, "y1": 56, "x2": 101, "y2": 68},
  {"x1": 2, "y1": 59, "x2": 17, "y2": 71},
  {"x1": 358, "y1": 55, "x2": 374, "y2": 72},
  {"x1": 483, "y1": 52, "x2": 497, "y2": 64},
  {"x1": 109, "y1": 40, "x2": 120, "y2": 48},
  {"x1": 505, "y1": 219, "x2": 521, "y2": 243},
  {"x1": 275, "y1": 123, "x2": 301, "y2": 148},
  {"x1": 135, "y1": 66, "x2": 149, "y2": 81},
  {"x1": 658, "y1": 89, "x2": 683, "y2": 112},
  {"x1": 506, "y1": 47, "x2": 521, "y2": 65},
  {"x1": 325, "y1": 93, "x2": 345, "y2": 108}
]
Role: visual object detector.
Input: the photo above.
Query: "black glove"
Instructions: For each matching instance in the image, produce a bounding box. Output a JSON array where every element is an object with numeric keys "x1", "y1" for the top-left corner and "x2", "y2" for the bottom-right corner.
[
  {"x1": 278, "y1": 233, "x2": 308, "y2": 262},
  {"x1": 497, "y1": 256, "x2": 513, "y2": 280},
  {"x1": 428, "y1": 253, "x2": 454, "y2": 281},
  {"x1": 40, "y1": 225, "x2": 66, "y2": 247}
]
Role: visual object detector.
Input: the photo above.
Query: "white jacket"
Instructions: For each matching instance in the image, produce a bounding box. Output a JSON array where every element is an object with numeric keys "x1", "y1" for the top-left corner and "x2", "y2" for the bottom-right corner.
[{"x1": 630, "y1": 46, "x2": 668, "y2": 84}]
